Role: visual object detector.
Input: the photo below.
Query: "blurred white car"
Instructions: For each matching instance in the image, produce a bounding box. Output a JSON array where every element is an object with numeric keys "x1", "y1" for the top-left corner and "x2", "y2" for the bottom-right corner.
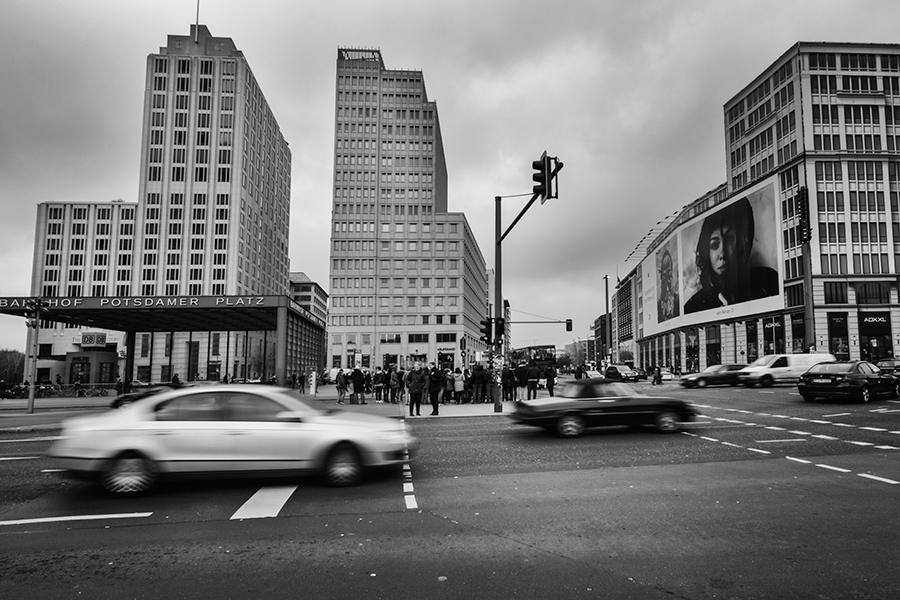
[{"x1": 49, "y1": 385, "x2": 416, "y2": 496}]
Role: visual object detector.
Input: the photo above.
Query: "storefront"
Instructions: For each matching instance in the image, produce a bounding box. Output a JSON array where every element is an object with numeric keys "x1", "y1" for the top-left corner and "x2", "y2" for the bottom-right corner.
[
  {"x1": 705, "y1": 325, "x2": 721, "y2": 366},
  {"x1": 858, "y1": 311, "x2": 893, "y2": 362},
  {"x1": 762, "y1": 316, "x2": 784, "y2": 355},
  {"x1": 790, "y1": 313, "x2": 805, "y2": 353},
  {"x1": 745, "y1": 320, "x2": 759, "y2": 363},
  {"x1": 684, "y1": 329, "x2": 699, "y2": 373},
  {"x1": 827, "y1": 312, "x2": 850, "y2": 361}
]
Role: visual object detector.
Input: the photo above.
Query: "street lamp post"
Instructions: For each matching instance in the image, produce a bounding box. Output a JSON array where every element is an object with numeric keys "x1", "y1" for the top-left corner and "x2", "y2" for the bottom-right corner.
[{"x1": 603, "y1": 275, "x2": 612, "y2": 365}]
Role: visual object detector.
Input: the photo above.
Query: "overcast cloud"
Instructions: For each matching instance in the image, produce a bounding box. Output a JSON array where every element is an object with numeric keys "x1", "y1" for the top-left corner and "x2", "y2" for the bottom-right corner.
[{"x1": 1, "y1": 0, "x2": 898, "y2": 352}]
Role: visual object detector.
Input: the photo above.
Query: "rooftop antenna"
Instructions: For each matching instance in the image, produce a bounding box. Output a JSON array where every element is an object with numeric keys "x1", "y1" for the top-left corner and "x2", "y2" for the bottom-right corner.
[{"x1": 194, "y1": 0, "x2": 200, "y2": 43}]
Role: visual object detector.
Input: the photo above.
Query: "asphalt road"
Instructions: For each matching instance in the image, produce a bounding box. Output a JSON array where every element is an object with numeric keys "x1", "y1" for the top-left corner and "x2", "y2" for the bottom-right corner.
[{"x1": 1, "y1": 383, "x2": 898, "y2": 599}]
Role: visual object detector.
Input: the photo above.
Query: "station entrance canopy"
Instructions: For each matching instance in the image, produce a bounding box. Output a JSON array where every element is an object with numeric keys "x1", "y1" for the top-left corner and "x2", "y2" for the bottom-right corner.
[
  {"x1": 0, "y1": 295, "x2": 325, "y2": 385},
  {"x1": 0, "y1": 295, "x2": 323, "y2": 332}
]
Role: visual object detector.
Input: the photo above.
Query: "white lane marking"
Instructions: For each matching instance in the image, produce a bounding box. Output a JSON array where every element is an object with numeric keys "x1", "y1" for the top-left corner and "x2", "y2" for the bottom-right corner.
[
  {"x1": 860, "y1": 427, "x2": 888, "y2": 432},
  {"x1": 403, "y1": 482, "x2": 414, "y2": 493},
  {"x1": 846, "y1": 441, "x2": 875, "y2": 446},
  {"x1": 720, "y1": 442, "x2": 742, "y2": 448},
  {"x1": 0, "y1": 512, "x2": 152, "y2": 527},
  {"x1": 755, "y1": 439, "x2": 806, "y2": 443},
  {"x1": 812, "y1": 434, "x2": 838, "y2": 440},
  {"x1": 823, "y1": 413, "x2": 851, "y2": 418},
  {"x1": 401, "y1": 418, "x2": 418, "y2": 510},
  {"x1": 759, "y1": 391, "x2": 776, "y2": 394},
  {"x1": 875, "y1": 445, "x2": 900, "y2": 450},
  {"x1": 833, "y1": 423, "x2": 855, "y2": 428},
  {"x1": 788, "y1": 431, "x2": 812, "y2": 436},
  {"x1": 765, "y1": 426, "x2": 786, "y2": 431},
  {"x1": 700, "y1": 436, "x2": 720, "y2": 442},
  {"x1": 858, "y1": 473, "x2": 900, "y2": 485},
  {"x1": 816, "y1": 464, "x2": 851, "y2": 473},
  {"x1": 747, "y1": 448, "x2": 771, "y2": 454},
  {"x1": 230, "y1": 486, "x2": 297, "y2": 520},
  {"x1": 809, "y1": 420, "x2": 832, "y2": 424},
  {"x1": 0, "y1": 436, "x2": 63, "y2": 444},
  {"x1": 0, "y1": 456, "x2": 39, "y2": 461},
  {"x1": 404, "y1": 495, "x2": 418, "y2": 509},
  {"x1": 786, "y1": 456, "x2": 812, "y2": 464}
]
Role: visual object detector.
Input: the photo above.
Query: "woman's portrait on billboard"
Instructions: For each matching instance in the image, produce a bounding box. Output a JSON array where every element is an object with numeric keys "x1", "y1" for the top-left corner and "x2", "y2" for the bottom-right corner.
[
  {"x1": 656, "y1": 239, "x2": 679, "y2": 322},
  {"x1": 683, "y1": 195, "x2": 779, "y2": 314}
]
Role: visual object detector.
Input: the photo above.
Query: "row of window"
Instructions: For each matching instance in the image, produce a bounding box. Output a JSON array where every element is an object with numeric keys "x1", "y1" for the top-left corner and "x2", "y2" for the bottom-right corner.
[
  {"x1": 334, "y1": 332, "x2": 457, "y2": 346},
  {"x1": 331, "y1": 314, "x2": 458, "y2": 328},
  {"x1": 40, "y1": 282, "x2": 227, "y2": 298}
]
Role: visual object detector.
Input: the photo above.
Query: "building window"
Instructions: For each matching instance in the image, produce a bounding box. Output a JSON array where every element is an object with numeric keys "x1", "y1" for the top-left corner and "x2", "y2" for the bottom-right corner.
[{"x1": 823, "y1": 282, "x2": 848, "y2": 304}]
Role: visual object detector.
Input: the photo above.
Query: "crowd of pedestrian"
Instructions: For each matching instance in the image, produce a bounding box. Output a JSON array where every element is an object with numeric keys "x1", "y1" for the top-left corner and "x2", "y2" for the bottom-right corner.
[{"x1": 327, "y1": 360, "x2": 559, "y2": 415}]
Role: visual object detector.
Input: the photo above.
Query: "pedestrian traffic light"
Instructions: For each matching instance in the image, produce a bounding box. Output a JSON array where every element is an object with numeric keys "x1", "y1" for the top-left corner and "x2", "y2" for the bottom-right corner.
[
  {"x1": 566, "y1": 319, "x2": 573, "y2": 332},
  {"x1": 532, "y1": 151, "x2": 550, "y2": 200},
  {"x1": 796, "y1": 186, "x2": 811, "y2": 243},
  {"x1": 479, "y1": 318, "x2": 493, "y2": 344},
  {"x1": 494, "y1": 318, "x2": 505, "y2": 342}
]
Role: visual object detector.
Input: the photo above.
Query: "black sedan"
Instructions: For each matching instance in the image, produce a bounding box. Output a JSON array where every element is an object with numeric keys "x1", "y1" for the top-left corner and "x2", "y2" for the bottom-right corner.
[
  {"x1": 680, "y1": 364, "x2": 746, "y2": 388},
  {"x1": 509, "y1": 378, "x2": 699, "y2": 437},
  {"x1": 798, "y1": 360, "x2": 900, "y2": 403}
]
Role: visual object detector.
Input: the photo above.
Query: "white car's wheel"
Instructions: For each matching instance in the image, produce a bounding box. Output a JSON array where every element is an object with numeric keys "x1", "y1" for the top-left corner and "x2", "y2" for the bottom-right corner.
[
  {"x1": 324, "y1": 443, "x2": 362, "y2": 487},
  {"x1": 101, "y1": 452, "x2": 157, "y2": 496}
]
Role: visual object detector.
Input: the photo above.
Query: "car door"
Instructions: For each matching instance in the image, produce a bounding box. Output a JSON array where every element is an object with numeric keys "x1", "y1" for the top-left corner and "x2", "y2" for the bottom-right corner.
[
  {"x1": 150, "y1": 391, "x2": 231, "y2": 473},
  {"x1": 860, "y1": 362, "x2": 890, "y2": 397},
  {"x1": 586, "y1": 382, "x2": 649, "y2": 426},
  {"x1": 219, "y1": 391, "x2": 320, "y2": 473}
]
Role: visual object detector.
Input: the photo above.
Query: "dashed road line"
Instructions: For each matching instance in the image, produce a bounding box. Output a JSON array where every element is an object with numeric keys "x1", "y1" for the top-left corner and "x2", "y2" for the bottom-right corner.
[
  {"x1": 859, "y1": 473, "x2": 900, "y2": 484},
  {"x1": 0, "y1": 512, "x2": 153, "y2": 527},
  {"x1": 0, "y1": 456, "x2": 39, "y2": 461},
  {"x1": 816, "y1": 464, "x2": 851, "y2": 473}
]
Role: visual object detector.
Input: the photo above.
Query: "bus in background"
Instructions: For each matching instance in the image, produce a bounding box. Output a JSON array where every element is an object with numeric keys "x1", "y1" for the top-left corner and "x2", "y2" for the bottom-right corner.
[{"x1": 509, "y1": 345, "x2": 556, "y2": 370}]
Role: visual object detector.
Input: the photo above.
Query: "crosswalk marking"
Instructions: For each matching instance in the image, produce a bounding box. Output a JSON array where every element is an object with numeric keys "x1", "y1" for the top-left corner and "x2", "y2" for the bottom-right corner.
[{"x1": 230, "y1": 485, "x2": 298, "y2": 520}]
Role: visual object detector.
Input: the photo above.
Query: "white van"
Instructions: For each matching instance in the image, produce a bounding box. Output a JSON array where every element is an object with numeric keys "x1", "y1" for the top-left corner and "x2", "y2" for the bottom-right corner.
[{"x1": 737, "y1": 353, "x2": 836, "y2": 387}]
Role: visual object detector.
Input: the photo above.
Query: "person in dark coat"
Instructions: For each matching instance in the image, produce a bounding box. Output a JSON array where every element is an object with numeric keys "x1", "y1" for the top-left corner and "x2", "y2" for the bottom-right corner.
[
  {"x1": 501, "y1": 365, "x2": 516, "y2": 402},
  {"x1": 515, "y1": 363, "x2": 528, "y2": 401},
  {"x1": 351, "y1": 367, "x2": 366, "y2": 404},
  {"x1": 405, "y1": 363, "x2": 427, "y2": 416},
  {"x1": 525, "y1": 361, "x2": 543, "y2": 400},
  {"x1": 427, "y1": 363, "x2": 442, "y2": 415},
  {"x1": 544, "y1": 365, "x2": 557, "y2": 397}
]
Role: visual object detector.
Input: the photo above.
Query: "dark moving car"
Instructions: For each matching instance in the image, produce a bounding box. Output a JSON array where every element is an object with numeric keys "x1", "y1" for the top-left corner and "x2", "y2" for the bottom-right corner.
[
  {"x1": 680, "y1": 364, "x2": 746, "y2": 388},
  {"x1": 509, "y1": 378, "x2": 698, "y2": 437},
  {"x1": 798, "y1": 360, "x2": 900, "y2": 403},
  {"x1": 603, "y1": 364, "x2": 639, "y2": 382}
]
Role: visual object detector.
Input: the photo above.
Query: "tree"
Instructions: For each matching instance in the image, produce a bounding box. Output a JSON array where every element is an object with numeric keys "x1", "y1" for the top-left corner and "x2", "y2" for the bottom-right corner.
[
  {"x1": 0, "y1": 349, "x2": 25, "y2": 384},
  {"x1": 556, "y1": 353, "x2": 572, "y2": 371}
]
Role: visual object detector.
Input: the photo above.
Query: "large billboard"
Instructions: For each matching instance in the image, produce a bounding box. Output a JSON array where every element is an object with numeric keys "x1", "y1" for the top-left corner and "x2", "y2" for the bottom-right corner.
[{"x1": 641, "y1": 179, "x2": 783, "y2": 337}]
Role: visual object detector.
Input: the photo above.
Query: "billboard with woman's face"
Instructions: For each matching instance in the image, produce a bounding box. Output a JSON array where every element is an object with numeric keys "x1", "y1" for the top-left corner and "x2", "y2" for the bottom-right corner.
[{"x1": 640, "y1": 179, "x2": 783, "y2": 337}]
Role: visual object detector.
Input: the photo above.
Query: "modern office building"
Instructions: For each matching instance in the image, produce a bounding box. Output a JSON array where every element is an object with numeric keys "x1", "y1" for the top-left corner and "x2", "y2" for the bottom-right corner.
[
  {"x1": 327, "y1": 48, "x2": 488, "y2": 372},
  {"x1": 25, "y1": 25, "x2": 325, "y2": 385},
  {"x1": 623, "y1": 42, "x2": 900, "y2": 372}
]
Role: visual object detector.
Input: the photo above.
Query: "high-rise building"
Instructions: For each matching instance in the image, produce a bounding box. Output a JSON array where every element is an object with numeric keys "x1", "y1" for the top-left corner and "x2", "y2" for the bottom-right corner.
[
  {"x1": 139, "y1": 24, "x2": 291, "y2": 297},
  {"x1": 327, "y1": 48, "x2": 488, "y2": 372},
  {"x1": 620, "y1": 42, "x2": 900, "y2": 372},
  {"x1": 25, "y1": 25, "x2": 323, "y2": 386}
]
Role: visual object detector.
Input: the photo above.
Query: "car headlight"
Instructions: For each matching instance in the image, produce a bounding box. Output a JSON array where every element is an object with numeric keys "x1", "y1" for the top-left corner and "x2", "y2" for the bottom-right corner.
[{"x1": 377, "y1": 427, "x2": 412, "y2": 445}]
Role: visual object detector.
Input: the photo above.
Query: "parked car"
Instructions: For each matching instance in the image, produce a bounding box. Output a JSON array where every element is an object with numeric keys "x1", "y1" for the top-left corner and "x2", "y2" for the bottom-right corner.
[
  {"x1": 632, "y1": 367, "x2": 649, "y2": 381},
  {"x1": 798, "y1": 360, "x2": 900, "y2": 403},
  {"x1": 737, "y1": 353, "x2": 836, "y2": 387},
  {"x1": 680, "y1": 364, "x2": 747, "y2": 388},
  {"x1": 603, "y1": 364, "x2": 639, "y2": 382},
  {"x1": 50, "y1": 384, "x2": 417, "y2": 496},
  {"x1": 509, "y1": 378, "x2": 699, "y2": 437}
]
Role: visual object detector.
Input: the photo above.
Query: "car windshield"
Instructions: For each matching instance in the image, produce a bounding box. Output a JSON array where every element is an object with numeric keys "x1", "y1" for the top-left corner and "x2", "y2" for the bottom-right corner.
[
  {"x1": 807, "y1": 363, "x2": 853, "y2": 374},
  {"x1": 749, "y1": 355, "x2": 778, "y2": 367},
  {"x1": 559, "y1": 381, "x2": 637, "y2": 398},
  {"x1": 699, "y1": 366, "x2": 721, "y2": 373}
]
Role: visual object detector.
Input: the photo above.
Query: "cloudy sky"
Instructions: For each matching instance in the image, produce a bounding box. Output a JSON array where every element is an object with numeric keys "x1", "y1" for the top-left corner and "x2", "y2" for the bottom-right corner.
[{"x1": 1, "y1": 0, "x2": 898, "y2": 353}]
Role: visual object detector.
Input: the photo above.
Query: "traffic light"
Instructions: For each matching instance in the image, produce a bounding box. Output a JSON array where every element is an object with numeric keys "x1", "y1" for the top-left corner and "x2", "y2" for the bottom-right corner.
[
  {"x1": 24, "y1": 299, "x2": 37, "y2": 329},
  {"x1": 479, "y1": 318, "x2": 493, "y2": 344},
  {"x1": 566, "y1": 319, "x2": 573, "y2": 332},
  {"x1": 494, "y1": 318, "x2": 505, "y2": 346},
  {"x1": 796, "y1": 186, "x2": 811, "y2": 243},
  {"x1": 532, "y1": 151, "x2": 550, "y2": 200}
]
